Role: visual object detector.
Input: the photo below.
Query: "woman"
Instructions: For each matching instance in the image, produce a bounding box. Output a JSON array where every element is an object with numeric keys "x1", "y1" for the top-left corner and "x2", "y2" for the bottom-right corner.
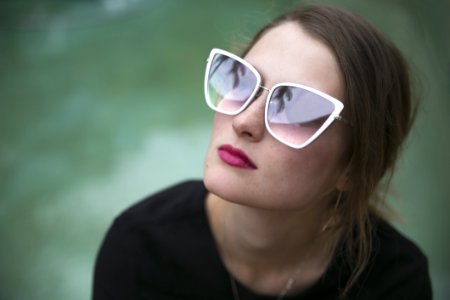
[{"x1": 93, "y1": 4, "x2": 432, "y2": 300}]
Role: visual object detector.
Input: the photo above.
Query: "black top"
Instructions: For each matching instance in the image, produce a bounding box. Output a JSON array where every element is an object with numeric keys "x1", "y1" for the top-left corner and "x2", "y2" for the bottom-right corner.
[{"x1": 92, "y1": 180, "x2": 432, "y2": 300}]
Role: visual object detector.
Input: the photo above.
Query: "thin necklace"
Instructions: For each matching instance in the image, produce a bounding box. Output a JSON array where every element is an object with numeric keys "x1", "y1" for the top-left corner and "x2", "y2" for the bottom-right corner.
[
  {"x1": 229, "y1": 248, "x2": 313, "y2": 300},
  {"x1": 222, "y1": 209, "x2": 317, "y2": 300}
]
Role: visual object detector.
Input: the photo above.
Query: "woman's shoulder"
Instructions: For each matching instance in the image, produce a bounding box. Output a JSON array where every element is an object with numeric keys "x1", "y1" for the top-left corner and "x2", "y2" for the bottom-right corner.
[
  {"x1": 373, "y1": 218, "x2": 429, "y2": 271},
  {"x1": 111, "y1": 179, "x2": 208, "y2": 233},
  {"x1": 357, "y1": 217, "x2": 432, "y2": 299},
  {"x1": 93, "y1": 180, "x2": 226, "y2": 299}
]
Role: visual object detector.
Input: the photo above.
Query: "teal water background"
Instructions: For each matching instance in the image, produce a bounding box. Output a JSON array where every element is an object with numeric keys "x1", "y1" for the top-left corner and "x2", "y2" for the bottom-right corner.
[{"x1": 1, "y1": 0, "x2": 449, "y2": 299}]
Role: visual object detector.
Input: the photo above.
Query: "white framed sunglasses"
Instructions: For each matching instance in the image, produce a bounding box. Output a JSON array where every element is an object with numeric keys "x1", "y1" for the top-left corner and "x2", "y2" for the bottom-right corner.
[{"x1": 204, "y1": 48, "x2": 352, "y2": 149}]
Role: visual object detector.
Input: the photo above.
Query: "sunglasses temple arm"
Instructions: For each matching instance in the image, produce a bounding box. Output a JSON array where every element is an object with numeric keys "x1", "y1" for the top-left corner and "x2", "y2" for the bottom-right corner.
[{"x1": 335, "y1": 115, "x2": 354, "y2": 127}]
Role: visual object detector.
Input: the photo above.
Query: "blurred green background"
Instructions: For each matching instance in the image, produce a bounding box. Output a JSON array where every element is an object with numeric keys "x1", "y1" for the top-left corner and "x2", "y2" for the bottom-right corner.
[{"x1": 0, "y1": 0, "x2": 448, "y2": 299}]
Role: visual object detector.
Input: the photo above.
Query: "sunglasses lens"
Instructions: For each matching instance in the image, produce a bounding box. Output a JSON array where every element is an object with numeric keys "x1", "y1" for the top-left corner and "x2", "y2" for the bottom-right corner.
[
  {"x1": 266, "y1": 86, "x2": 335, "y2": 147},
  {"x1": 206, "y1": 53, "x2": 258, "y2": 114}
]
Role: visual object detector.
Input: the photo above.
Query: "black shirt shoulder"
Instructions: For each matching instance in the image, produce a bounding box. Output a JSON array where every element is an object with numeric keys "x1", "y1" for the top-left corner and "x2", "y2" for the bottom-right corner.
[
  {"x1": 111, "y1": 180, "x2": 206, "y2": 228},
  {"x1": 93, "y1": 180, "x2": 229, "y2": 300},
  {"x1": 348, "y1": 218, "x2": 432, "y2": 300}
]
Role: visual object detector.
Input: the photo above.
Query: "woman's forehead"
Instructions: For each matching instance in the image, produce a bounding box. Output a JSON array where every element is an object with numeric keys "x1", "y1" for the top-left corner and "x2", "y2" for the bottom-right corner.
[{"x1": 244, "y1": 22, "x2": 344, "y2": 101}]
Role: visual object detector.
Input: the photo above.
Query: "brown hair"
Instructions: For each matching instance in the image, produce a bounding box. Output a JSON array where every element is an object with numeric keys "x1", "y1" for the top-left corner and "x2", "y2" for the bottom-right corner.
[{"x1": 242, "y1": 4, "x2": 417, "y2": 297}]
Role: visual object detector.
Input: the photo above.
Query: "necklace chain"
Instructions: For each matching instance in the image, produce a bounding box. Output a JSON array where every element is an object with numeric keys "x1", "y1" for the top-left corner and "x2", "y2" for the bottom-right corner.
[
  {"x1": 229, "y1": 248, "x2": 312, "y2": 300},
  {"x1": 222, "y1": 210, "x2": 317, "y2": 300}
]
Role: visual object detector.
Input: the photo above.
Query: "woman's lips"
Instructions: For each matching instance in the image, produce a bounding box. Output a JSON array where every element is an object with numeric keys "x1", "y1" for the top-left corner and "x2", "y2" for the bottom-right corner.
[{"x1": 217, "y1": 144, "x2": 257, "y2": 170}]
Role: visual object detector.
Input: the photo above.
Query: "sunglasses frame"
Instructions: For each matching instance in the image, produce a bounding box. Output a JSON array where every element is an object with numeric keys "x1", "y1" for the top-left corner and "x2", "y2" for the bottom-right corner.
[{"x1": 204, "y1": 48, "x2": 349, "y2": 149}]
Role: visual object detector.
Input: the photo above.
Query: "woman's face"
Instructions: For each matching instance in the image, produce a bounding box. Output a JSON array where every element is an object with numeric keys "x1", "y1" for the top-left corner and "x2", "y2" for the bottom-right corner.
[{"x1": 204, "y1": 22, "x2": 351, "y2": 211}]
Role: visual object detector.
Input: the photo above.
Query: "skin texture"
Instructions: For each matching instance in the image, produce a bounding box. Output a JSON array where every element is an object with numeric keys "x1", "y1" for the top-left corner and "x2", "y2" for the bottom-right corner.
[{"x1": 204, "y1": 22, "x2": 352, "y2": 295}]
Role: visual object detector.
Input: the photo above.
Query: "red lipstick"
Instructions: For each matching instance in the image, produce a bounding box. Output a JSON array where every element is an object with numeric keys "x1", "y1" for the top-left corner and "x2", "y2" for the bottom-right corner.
[{"x1": 218, "y1": 144, "x2": 257, "y2": 170}]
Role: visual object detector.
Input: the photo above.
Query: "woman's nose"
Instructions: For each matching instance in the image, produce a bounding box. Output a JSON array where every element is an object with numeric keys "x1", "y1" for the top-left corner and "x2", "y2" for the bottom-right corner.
[{"x1": 231, "y1": 92, "x2": 267, "y2": 143}]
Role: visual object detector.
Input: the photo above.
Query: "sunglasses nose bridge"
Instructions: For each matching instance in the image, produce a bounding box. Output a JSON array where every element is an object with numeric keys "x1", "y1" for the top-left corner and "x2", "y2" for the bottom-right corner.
[
  {"x1": 232, "y1": 87, "x2": 267, "y2": 142},
  {"x1": 253, "y1": 85, "x2": 270, "y2": 100}
]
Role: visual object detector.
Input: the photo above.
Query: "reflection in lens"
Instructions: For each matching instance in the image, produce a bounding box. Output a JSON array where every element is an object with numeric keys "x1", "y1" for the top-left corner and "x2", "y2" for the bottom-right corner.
[
  {"x1": 207, "y1": 53, "x2": 257, "y2": 114},
  {"x1": 267, "y1": 86, "x2": 334, "y2": 145}
]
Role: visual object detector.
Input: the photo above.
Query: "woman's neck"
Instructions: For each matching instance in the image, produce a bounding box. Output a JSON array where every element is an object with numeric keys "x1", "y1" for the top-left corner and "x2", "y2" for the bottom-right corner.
[{"x1": 206, "y1": 192, "x2": 339, "y2": 295}]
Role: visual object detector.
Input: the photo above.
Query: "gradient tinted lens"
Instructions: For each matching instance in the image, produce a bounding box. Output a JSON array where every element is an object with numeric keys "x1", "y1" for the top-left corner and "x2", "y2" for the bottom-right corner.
[
  {"x1": 207, "y1": 53, "x2": 258, "y2": 114},
  {"x1": 267, "y1": 86, "x2": 335, "y2": 146}
]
